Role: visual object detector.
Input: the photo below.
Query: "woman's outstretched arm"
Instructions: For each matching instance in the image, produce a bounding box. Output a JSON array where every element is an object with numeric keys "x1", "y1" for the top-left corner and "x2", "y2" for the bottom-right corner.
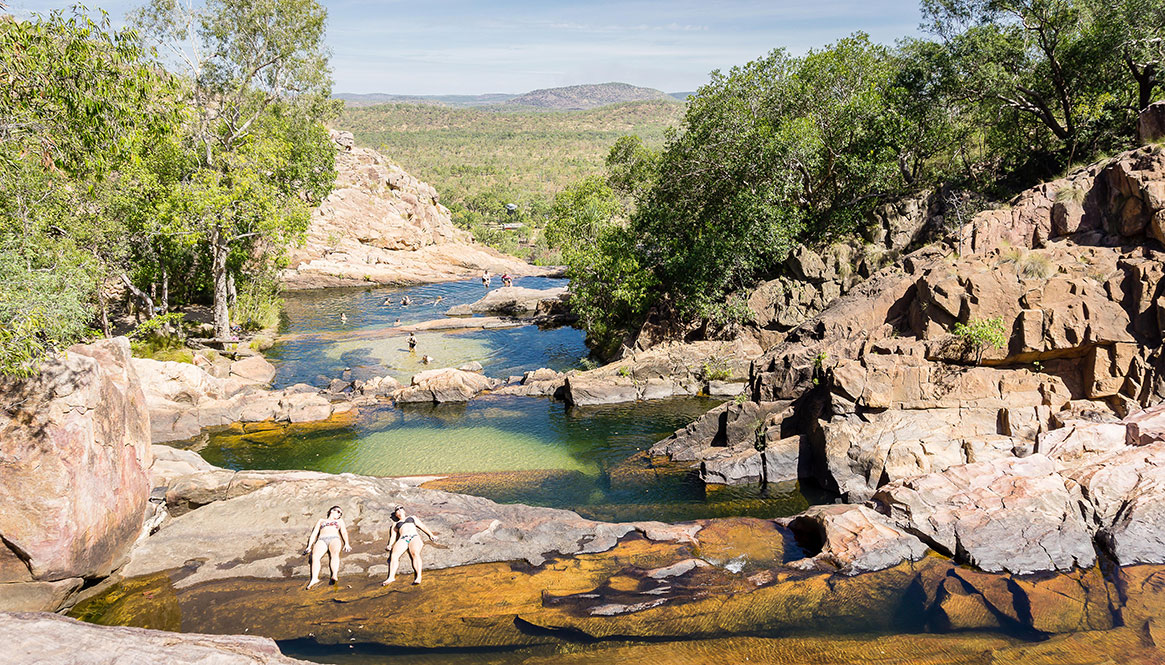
[
  {"x1": 339, "y1": 519, "x2": 353, "y2": 552},
  {"x1": 305, "y1": 519, "x2": 322, "y2": 553},
  {"x1": 415, "y1": 518, "x2": 437, "y2": 541}
]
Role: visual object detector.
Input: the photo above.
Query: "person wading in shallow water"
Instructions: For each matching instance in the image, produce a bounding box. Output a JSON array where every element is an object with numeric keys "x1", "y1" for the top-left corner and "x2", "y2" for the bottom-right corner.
[
  {"x1": 408, "y1": 332, "x2": 417, "y2": 350},
  {"x1": 304, "y1": 506, "x2": 351, "y2": 589},
  {"x1": 383, "y1": 505, "x2": 437, "y2": 585}
]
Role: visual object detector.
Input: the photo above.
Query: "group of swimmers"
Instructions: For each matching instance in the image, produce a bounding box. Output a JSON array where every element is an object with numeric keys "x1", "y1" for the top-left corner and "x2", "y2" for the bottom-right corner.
[{"x1": 304, "y1": 505, "x2": 437, "y2": 589}]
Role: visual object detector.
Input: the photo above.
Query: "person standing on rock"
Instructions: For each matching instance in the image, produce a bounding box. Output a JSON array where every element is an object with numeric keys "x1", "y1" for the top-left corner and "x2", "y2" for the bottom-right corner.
[
  {"x1": 304, "y1": 506, "x2": 352, "y2": 589},
  {"x1": 382, "y1": 505, "x2": 437, "y2": 585}
]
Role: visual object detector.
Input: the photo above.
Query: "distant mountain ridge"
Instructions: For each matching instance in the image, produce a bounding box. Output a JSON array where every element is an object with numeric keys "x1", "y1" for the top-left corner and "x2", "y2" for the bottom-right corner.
[
  {"x1": 334, "y1": 82, "x2": 685, "y2": 111},
  {"x1": 502, "y1": 82, "x2": 673, "y2": 110},
  {"x1": 334, "y1": 92, "x2": 518, "y2": 108}
]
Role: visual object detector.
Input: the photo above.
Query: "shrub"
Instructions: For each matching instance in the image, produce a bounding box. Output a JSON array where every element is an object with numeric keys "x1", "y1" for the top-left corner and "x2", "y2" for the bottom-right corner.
[{"x1": 953, "y1": 317, "x2": 1007, "y2": 364}]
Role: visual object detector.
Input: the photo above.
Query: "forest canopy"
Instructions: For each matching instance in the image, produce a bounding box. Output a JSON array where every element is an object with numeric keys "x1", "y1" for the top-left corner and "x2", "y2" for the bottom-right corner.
[{"x1": 0, "y1": 1, "x2": 336, "y2": 375}]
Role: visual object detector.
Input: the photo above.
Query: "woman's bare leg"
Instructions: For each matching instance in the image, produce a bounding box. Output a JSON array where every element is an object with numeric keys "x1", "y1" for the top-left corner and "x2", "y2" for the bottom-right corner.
[
  {"x1": 384, "y1": 538, "x2": 409, "y2": 585},
  {"x1": 307, "y1": 540, "x2": 328, "y2": 589},
  {"x1": 407, "y1": 539, "x2": 424, "y2": 584},
  {"x1": 327, "y1": 538, "x2": 342, "y2": 583}
]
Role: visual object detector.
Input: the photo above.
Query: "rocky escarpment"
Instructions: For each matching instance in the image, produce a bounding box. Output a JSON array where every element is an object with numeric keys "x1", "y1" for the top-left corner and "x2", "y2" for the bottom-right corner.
[
  {"x1": 652, "y1": 140, "x2": 1165, "y2": 575},
  {"x1": 0, "y1": 339, "x2": 151, "y2": 612},
  {"x1": 281, "y1": 131, "x2": 556, "y2": 289}
]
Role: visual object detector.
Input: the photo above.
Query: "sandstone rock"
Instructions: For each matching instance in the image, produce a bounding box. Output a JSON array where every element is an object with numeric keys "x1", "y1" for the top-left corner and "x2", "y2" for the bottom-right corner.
[
  {"x1": 785, "y1": 505, "x2": 929, "y2": 575},
  {"x1": 396, "y1": 367, "x2": 495, "y2": 403},
  {"x1": 0, "y1": 611, "x2": 311, "y2": 664},
  {"x1": 700, "y1": 448, "x2": 763, "y2": 485},
  {"x1": 228, "y1": 355, "x2": 276, "y2": 385},
  {"x1": 563, "y1": 376, "x2": 638, "y2": 406},
  {"x1": 1063, "y1": 441, "x2": 1165, "y2": 565},
  {"x1": 120, "y1": 469, "x2": 686, "y2": 589},
  {"x1": 872, "y1": 455, "x2": 1096, "y2": 574},
  {"x1": 1125, "y1": 401, "x2": 1165, "y2": 446},
  {"x1": 818, "y1": 407, "x2": 1012, "y2": 501},
  {"x1": 707, "y1": 380, "x2": 746, "y2": 397},
  {"x1": 1139, "y1": 101, "x2": 1165, "y2": 145},
  {"x1": 445, "y1": 286, "x2": 568, "y2": 317},
  {"x1": 0, "y1": 338, "x2": 151, "y2": 610},
  {"x1": 282, "y1": 134, "x2": 552, "y2": 289}
]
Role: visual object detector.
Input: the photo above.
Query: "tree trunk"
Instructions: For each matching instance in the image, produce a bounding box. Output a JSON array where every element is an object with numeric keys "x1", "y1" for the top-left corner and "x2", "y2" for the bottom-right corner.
[
  {"x1": 120, "y1": 274, "x2": 154, "y2": 322},
  {"x1": 97, "y1": 287, "x2": 111, "y2": 338},
  {"x1": 160, "y1": 266, "x2": 169, "y2": 314},
  {"x1": 227, "y1": 273, "x2": 237, "y2": 309},
  {"x1": 211, "y1": 227, "x2": 231, "y2": 340}
]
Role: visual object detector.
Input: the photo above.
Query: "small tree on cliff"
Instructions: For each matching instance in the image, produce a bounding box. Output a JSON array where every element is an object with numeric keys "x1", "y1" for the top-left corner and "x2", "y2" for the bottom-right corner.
[{"x1": 133, "y1": 0, "x2": 336, "y2": 340}]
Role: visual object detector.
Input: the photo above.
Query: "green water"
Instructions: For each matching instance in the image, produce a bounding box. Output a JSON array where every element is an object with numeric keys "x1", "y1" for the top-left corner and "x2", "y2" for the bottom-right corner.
[{"x1": 186, "y1": 396, "x2": 809, "y2": 523}]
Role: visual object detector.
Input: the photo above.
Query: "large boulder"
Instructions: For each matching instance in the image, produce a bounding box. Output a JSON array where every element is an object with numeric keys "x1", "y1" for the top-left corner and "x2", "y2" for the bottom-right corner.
[
  {"x1": 395, "y1": 367, "x2": 496, "y2": 403},
  {"x1": 872, "y1": 455, "x2": 1096, "y2": 574},
  {"x1": 0, "y1": 338, "x2": 151, "y2": 611},
  {"x1": 1, "y1": 612, "x2": 311, "y2": 664},
  {"x1": 445, "y1": 286, "x2": 569, "y2": 317},
  {"x1": 783, "y1": 504, "x2": 929, "y2": 575}
]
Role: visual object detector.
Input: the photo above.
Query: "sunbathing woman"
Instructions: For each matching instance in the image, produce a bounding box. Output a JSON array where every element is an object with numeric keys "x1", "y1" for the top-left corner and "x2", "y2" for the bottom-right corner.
[
  {"x1": 304, "y1": 506, "x2": 352, "y2": 589},
  {"x1": 382, "y1": 505, "x2": 437, "y2": 585}
]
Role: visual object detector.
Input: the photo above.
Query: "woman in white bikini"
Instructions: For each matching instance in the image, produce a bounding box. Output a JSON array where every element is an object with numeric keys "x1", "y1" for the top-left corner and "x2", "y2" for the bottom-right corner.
[
  {"x1": 382, "y1": 505, "x2": 437, "y2": 585},
  {"x1": 304, "y1": 506, "x2": 352, "y2": 589}
]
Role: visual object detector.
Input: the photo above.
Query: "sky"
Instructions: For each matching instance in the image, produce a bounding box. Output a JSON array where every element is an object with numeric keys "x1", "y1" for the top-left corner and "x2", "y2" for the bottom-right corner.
[{"x1": 8, "y1": 0, "x2": 924, "y2": 95}]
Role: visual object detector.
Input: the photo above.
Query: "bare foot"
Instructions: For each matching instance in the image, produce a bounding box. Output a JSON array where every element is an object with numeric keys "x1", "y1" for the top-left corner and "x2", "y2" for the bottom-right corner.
[
  {"x1": 381, "y1": 577, "x2": 395, "y2": 586},
  {"x1": 412, "y1": 578, "x2": 422, "y2": 585},
  {"x1": 306, "y1": 579, "x2": 320, "y2": 590}
]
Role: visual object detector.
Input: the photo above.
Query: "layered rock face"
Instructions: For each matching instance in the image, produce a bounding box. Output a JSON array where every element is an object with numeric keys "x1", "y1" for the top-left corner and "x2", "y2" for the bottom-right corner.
[
  {"x1": 0, "y1": 339, "x2": 151, "y2": 611},
  {"x1": 652, "y1": 143, "x2": 1165, "y2": 575},
  {"x1": 281, "y1": 131, "x2": 554, "y2": 289}
]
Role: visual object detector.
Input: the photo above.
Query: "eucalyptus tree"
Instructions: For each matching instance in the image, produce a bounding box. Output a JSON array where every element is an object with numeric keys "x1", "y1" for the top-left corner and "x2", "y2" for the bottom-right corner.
[
  {"x1": 132, "y1": 0, "x2": 337, "y2": 339},
  {"x1": 0, "y1": 9, "x2": 176, "y2": 375}
]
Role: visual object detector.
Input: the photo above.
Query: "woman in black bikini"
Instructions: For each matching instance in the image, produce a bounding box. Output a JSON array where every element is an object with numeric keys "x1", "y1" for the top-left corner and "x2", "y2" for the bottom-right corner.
[
  {"x1": 382, "y1": 505, "x2": 437, "y2": 585},
  {"x1": 304, "y1": 506, "x2": 352, "y2": 589}
]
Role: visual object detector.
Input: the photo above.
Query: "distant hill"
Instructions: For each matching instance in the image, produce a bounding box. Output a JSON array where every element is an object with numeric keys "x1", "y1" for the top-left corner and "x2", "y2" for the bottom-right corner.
[
  {"x1": 335, "y1": 83, "x2": 685, "y2": 112},
  {"x1": 504, "y1": 82, "x2": 674, "y2": 110},
  {"x1": 334, "y1": 92, "x2": 518, "y2": 108}
]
